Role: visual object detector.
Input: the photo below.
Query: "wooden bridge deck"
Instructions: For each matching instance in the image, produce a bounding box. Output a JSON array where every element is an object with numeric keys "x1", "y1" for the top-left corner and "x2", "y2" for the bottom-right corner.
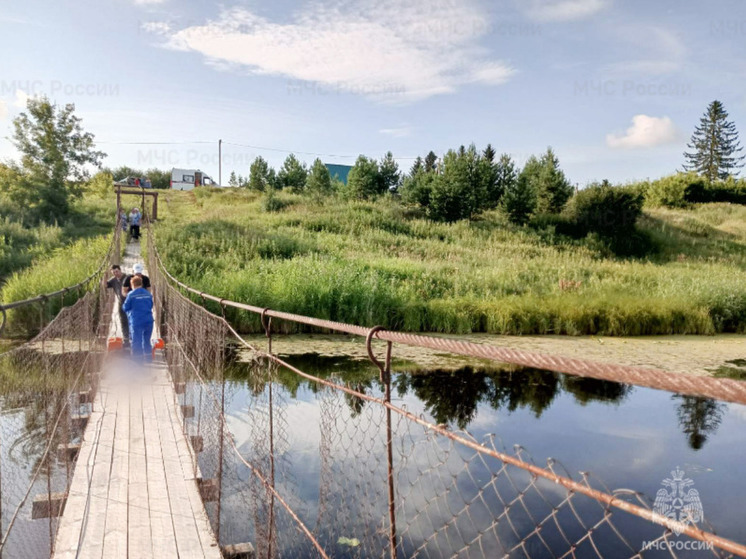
[{"x1": 53, "y1": 241, "x2": 221, "y2": 558}]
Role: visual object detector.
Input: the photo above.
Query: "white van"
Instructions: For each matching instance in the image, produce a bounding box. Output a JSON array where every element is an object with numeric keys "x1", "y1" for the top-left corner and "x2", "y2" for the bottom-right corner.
[{"x1": 170, "y1": 168, "x2": 216, "y2": 191}]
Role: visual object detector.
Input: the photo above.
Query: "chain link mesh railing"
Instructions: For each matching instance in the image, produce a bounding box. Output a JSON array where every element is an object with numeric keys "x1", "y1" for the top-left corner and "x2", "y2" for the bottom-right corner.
[
  {"x1": 0, "y1": 285, "x2": 112, "y2": 558},
  {"x1": 0, "y1": 226, "x2": 118, "y2": 558},
  {"x1": 146, "y1": 221, "x2": 746, "y2": 559}
]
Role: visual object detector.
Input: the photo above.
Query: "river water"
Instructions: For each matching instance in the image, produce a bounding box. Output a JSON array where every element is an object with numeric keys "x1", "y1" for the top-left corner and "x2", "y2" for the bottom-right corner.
[{"x1": 208, "y1": 347, "x2": 746, "y2": 558}]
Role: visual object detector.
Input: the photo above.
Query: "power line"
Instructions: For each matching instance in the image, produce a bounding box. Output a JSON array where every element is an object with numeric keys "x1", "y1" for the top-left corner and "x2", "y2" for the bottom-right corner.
[
  {"x1": 95, "y1": 139, "x2": 421, "y2": 160},
  {"x1": 95, "y1": 140, "x2": 214, "y2": 145},
  {"x1": 5, "y1": 135, "x2": 424, "y2": 161}
]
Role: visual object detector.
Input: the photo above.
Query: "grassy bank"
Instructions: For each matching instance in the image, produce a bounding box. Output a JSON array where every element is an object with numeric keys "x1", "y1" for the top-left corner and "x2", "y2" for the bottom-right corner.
[
  {"x1": 0, "y1": 195, "x2": 115, "y2": 282},
  {"x1": 0, "y1": 235, "x2": 112, "y2": 336},
  {"x1": 156, "y1": 188, "x2": 746, "y2": 336}
]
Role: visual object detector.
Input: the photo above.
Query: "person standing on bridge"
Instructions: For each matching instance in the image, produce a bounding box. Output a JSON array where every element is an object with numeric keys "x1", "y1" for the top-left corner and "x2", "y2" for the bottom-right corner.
[
  {"x1": 129, "y1": 207, "x2": 141, "y2": 240},
  {"x1": 106, "y1": 265, "x2": 131, "y2": 348},
  {"x1": 122, "y1": 275, "x2": 154, "y2": 362},
  {"x1": 123, "y1": 262, "x2": 150, "y2": 295}
]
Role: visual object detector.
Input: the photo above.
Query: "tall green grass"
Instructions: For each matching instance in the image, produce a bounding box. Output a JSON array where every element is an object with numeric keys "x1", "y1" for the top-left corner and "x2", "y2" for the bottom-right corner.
[
  {"x1": 155, "y1": 188, "x2": 746, "y2": 335},
  {"x1": 0, "y1": 193, "x2": 116, "y2": 283},
  {"x1": 1, "y1": 235, "x2": 112, "y2": 336}
]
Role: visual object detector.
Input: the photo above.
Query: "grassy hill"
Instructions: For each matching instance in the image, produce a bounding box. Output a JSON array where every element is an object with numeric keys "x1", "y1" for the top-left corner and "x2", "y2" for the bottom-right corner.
[{"x1": 154, "y1": 188, "x2": 746, "y2": 336}]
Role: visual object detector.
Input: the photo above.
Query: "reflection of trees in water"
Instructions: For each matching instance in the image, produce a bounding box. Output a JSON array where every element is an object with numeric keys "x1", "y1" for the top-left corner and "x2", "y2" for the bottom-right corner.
[
  {"x1": 398, "y1": 368, "x2": 630, "y2": 429},
  {"x1": 226, "y1": 355, "x2": 632, "y2": 430},
  {"x1": 674, "y1": 395, "x2": 725, "y2": 450}
]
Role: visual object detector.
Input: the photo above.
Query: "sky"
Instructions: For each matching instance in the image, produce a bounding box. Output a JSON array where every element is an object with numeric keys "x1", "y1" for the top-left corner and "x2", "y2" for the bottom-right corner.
[{"x1": 0, "y1": 0, "x2": 744, "y2": 185}]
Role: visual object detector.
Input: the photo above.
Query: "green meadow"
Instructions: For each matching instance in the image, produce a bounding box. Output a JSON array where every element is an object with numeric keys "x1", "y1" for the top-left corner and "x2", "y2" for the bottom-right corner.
[{"x1": 153, "y1": 188, "x2": 746, "y2": 336}]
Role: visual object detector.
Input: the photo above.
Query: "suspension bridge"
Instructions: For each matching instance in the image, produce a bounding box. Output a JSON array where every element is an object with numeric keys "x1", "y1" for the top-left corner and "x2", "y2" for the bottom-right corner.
[{"x1": 1, "y1": 219, "x2": 746, "y2": 558}]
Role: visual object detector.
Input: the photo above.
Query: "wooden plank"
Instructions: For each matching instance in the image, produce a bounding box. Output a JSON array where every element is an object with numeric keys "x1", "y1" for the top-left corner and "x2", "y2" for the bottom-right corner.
[
  {"x1": 54, "y1": 241, "x2": 222, "y2": 559},
  {"x1": 53, "y1": 389, "x2": 107, "y2": 558},
  {"x1": 31, "y1": 492, "x2": 67, "y2": 519},
  {"x1": 153, "y1": 382, "x2": 212, "y2": 559},
  {"x1": 76, "y1": 385, "x2": 118, "y2": 559},
  {"x1": 162, "y1": 372, "x2": 222, "y2": 558},
  {"x1": 102, "y1": 382, "x2": 130, "y2": 558},
  {"x1": 143, "y1": 383, "x2": 179, "y2": 558},
  {"x1": 128, "y1": 385, "x2": 154, "y2": 559},
  {"x1": 223, "y1": 542, "x2": 256, "y2": 559}
]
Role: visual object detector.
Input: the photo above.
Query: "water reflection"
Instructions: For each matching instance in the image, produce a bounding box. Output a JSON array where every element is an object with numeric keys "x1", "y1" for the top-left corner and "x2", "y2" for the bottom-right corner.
[
  {"x1": 217, "y1": 352, "x2": 746, "y2": 554},
  {"x1": 673, "y1": 395, "x2": 726, "y2": 450},
  {"x1": 228, "y1": 353, "x2": 727, "y2": 451},
  {"x1": 229, "y1": 354, "x2": 633, "y2": 429}
]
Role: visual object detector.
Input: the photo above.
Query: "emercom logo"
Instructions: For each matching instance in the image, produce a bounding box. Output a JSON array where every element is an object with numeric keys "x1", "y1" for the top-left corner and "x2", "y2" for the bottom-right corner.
[{"x1": 641, "y1": 466, "x2": 713, "y2": 553}]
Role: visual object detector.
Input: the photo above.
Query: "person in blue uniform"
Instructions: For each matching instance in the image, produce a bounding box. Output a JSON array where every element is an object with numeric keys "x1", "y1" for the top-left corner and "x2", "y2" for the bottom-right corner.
[{"x1": 122, "y1": 275, "x2": 154, "y2": 361}]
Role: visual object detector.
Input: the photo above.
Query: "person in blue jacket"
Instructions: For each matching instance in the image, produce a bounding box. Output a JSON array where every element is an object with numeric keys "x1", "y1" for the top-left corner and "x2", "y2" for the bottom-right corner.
[{"x1": 122, "y1": 274, "x2": 154, "y2": 361}]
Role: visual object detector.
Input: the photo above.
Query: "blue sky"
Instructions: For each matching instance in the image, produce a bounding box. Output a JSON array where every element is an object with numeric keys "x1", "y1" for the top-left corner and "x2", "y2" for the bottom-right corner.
[{"x1": 1, "y1": 0, "x2": 744, "y2": 185}]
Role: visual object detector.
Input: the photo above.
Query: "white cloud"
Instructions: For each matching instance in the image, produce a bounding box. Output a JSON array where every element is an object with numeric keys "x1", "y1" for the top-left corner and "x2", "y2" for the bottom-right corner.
[
  {"x1": 524, "y1": 0, "x2": 608, "y2": 22},
  {"x1": 147, "y1": 1, "x2": 514, "y2": 103},
  {"x1": 14, "y1": 89, "x2": 29, "y2": 108},
  {"x1": 606, "y1": 115, "x2": 679, "y2": 149},
  {"x1": 0, "y1": 99, "x2": 7, "y2": 120},
  {"x1": 379, "y1": 126, "x2": 412, "y2": 138},
  {"x1": 132, "y1": 0, "x2": 167, "y2": 5}
]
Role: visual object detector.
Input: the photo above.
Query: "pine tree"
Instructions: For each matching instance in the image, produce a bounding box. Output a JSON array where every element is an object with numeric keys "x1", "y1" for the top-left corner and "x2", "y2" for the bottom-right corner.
[
  {"x1": 483, "y1": 144, "x2": 496, "y2": 163},
  {"x1": 537, "y1": 147, "x2": 573, "y2": 213},
  {"x1": 345, "y1": 155, "x2": 382, "y2": 199},
  {"x1": 684, "y1": 100, "x2": 745, "y2": 181},
  {"x1": 306, "y1": 158, "x2": 332, "y2": 196},
  {"x1": 424, "y1": 151, "x2": 438, "y2": 173},
  {"x1": 229, "y1": 171, "x2": 238, "y2": 186},
  {"x1": 493, "y1": 154, "x2": 517, "y2": 207},
  {"x1": 409, "y1": 156, "x2": 423, "y2": 177},
  {"x1": 249, "y1": 156, "x2": 271, "y2": 191},
  {"x1": 278, "y1": 154, "x2": 308, "y2": 192},
  {"x1": 502, "y1": 173, "x2": 537, "y2": 225},
  {"x1": 379, "y1": 151, "x2": 401, "y2": 192}
]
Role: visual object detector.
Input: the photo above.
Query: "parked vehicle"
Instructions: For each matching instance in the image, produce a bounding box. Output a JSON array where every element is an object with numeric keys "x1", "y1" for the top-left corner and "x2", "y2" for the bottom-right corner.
[{"x1": 170, "y1": 168, "x2": 216, "y2": 191}]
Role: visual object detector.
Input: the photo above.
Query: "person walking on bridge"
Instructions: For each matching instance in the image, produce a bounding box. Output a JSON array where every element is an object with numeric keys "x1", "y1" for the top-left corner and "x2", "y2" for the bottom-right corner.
[{"x1": 122, "y1": 275, "x2": 154, "y2": 362}]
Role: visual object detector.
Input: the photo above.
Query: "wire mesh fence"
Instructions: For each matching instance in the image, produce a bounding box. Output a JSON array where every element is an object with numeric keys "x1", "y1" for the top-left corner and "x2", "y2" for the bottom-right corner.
[
  {"x1": 148, "y1": 224, "x2": 745, "y2": 559},
  {"x1": 0, "y1": 286, "x2": 112, "y2": 558},
  {"x1": 1, "y1": 218, "x2": 744, "y2": 558}
]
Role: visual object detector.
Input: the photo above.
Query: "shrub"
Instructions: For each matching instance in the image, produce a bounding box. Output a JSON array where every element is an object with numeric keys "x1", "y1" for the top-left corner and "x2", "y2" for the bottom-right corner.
[
  {"x1": 261, "y1": 189, "x2": 289, "y2": 212},
  {"x1": 567, "y1": 182, "x2": 643, "y2": 237},
  {"x1": 689, "y1": 176, "x2": 746, "y2": 204},
  {"x1": 645, "y1": 173, "x2": 707, "y2": 208}
]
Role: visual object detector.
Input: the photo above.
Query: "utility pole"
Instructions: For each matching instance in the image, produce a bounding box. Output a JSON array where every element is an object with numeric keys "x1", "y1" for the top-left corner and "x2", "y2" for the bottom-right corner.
[{"x1": 218, "y1": 139, "x2": 222, "y2": 186}]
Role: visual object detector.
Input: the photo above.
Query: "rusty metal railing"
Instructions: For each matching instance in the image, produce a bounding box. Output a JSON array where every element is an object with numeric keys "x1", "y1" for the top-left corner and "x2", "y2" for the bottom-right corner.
[{"x1": 146, "y1": 216, "x2": 746, "y2": 558}]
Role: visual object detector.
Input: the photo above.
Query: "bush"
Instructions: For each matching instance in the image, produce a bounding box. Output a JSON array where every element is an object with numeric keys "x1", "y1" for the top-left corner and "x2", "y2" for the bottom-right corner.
[
  {"x1": 645, "y1": 173, "x2": 707, "y2": 208},
  {"x1": 689, "y1": 177, "x2": 746, "y2": 204},
  {"x1": 261, "y1": 189, "x2": 290, "y2": 212},
  {"x1": 567, "y1": 183, "x2": 643, "y2": 237}
]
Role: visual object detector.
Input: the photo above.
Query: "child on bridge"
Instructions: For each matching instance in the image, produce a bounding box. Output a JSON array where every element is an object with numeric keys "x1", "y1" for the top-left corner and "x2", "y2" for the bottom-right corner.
[{"x1": 122, "y1": 275, "x2": 154, "y2": 362}]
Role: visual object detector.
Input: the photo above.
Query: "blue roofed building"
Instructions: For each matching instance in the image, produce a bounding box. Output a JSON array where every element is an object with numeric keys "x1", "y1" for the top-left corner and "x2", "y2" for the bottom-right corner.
[{"x1": 325, "y1": 163, "x2": 353, "y2": 185}]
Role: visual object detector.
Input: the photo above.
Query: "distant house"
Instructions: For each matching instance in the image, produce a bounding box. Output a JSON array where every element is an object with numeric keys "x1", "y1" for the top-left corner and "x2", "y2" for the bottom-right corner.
[{"x1": 325, "y1": 164, "x2": 353, "y2": 185}]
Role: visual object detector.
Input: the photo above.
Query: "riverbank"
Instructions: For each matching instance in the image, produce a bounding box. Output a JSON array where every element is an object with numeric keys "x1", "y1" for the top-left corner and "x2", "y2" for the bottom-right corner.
[{"x1": 242, "y1": 333, "x2": 746, "y2": 377}]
